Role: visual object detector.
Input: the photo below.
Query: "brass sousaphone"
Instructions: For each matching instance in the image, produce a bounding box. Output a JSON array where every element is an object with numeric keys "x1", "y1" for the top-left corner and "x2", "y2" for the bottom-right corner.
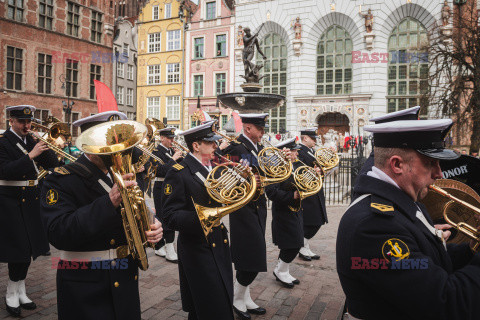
[{"x1": 76, "y1": 120, "x2": 155, "y2": 270}]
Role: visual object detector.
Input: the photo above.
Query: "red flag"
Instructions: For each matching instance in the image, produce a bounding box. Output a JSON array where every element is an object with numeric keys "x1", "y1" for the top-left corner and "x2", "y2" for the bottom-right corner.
[
  {"x1": 232, "y1": 111, "x2": 242, "y2": 133},
  {"x1": 94, "y1": 80, "x2": 118, "y2": 113}
]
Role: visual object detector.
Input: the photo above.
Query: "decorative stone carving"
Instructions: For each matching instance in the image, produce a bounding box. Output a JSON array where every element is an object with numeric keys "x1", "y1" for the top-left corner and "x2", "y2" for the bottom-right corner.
[
  {"x1": 364, "y1": 33, "x2": 375, "y2": 51},
  {"x1": 291, "y1": 17, "x2": 303, "y2": 56},
  {"x1": 235, "y1": 96, "x2": 246, "y2": 106}
]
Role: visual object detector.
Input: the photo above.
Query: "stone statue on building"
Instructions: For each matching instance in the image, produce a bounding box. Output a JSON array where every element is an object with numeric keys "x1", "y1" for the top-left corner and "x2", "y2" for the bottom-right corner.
[
  {"x1": 442, "y1": 0, "x2": 451, "y2": 26},
  {"x1": 359, "y1": 8, "x2": 374, "y2": 33},
  {"x1": 237, "y1": 25, "x2": 244, "y2": 46},
  {"x1": 242, "y1": 25, "x2": 267, "y2": 83},
  {"x1": 292, "y1": 17, "x2": 302, "y2": 40}
]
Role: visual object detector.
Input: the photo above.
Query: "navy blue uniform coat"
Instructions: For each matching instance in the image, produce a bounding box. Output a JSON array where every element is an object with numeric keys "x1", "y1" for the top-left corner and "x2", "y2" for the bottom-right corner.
[
  {"x1": 162, "y1": 153, "x2": 234, "y2": 320},
  {"x1": 219, "y1": 134, "x2": 268, "y2": 272},
  {"x1": 337, "y1": 174, "x2": 480, "y2": 320},
  {"x1": 0, "y1": 130, "x2": 58, "y2": 262},
  {"x1": 40, "y1": 155, "x2": 140, "y2": 320},
  {"x1": 297, "y1": 144, "x2": 328, "y2": 227},
  {"x1": 266, "y1": 161, "x2": 304, "y2": 249}
]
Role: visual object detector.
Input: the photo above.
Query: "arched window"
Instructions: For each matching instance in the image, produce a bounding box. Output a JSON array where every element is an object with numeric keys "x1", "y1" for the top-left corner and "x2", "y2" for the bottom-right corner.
[
  {"x1": 387, "y1": 18, "x2": 428, "y2": 112},
  {"x1": 317, "y1": 26, "x2": 352, "y2": 95},
  {"x1": 258, "y1": 33, "x2": 287, "y2": 133}
]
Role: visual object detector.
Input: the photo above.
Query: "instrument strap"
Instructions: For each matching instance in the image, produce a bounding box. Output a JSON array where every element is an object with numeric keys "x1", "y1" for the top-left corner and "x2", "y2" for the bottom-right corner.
[
  {"x1": 16, "y1": 142, "x2": 39, "y2": 174},
  {"x1": 195, "y1": 171, "x2": 206, "y2": 183},
  {"x1": 415, "y1": 206, "x2": 447, "y2": 250}
]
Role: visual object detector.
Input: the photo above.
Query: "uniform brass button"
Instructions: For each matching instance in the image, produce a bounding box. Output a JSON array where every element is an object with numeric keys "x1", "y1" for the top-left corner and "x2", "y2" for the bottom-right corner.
[
  {"x1": 35, "y1": 197, "x2": 38, "y2": 200},
  {"x1": 23, "y1": 175, "x2": 26, "y2": 178},
  {"x1": 210, "y1": 229, "x2": 213, "y2": 233},
  {"x1": 224, "y1": 239, "x2": 228, "y2": 244},
  {"x1": 114, "y1": 282, "x2": 119, "y2": 287},
  {"x1": 110, "y1": 239, "x2": 115, "y2": 245},
  {"x1": 111, "y1": 260, "x2": 116, "y2": 267},
  {"x1": 134, "y1": 275, "x2": 138, "y2": 280},
  {"x1": 221, "y1": 225, "x2": 224, "y2": 229},
  {"x1": 212, "y1": 243, "x2": 216, "y2": 248},
  {"x1": 22, "y1": 199, "x2": 25, "y2": 203},
  {"x1": 22, "y1": 187, "x2": 25, "y2": 190}
]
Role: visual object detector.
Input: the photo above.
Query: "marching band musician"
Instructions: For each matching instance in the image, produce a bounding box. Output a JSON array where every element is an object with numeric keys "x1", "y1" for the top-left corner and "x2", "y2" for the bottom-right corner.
[
  {"x1": 336, "y1": 119, "x2": 480, "y2": 320},
  {"x1": 0, "y1": 105, "x2": 59, "y2": 317},
  {"x1": 162, "y1": 122, "x2": 234, "y2": 320},
  {"x1": 357, "y1": 106, "x2": 421, "y2": 176},
  {"x1": 297, "y1": 128, "x2": 328, "y2": 261},
  {"x1": 218, "y1": 113, "x2": 269, "y2": 319},
  {"x1": 266, "y1": 138, "x2": 308, "y2": 288},
  {"x1": 152, "y1": 127, "x2": 183, "y2": 262},
  {"x1": 40, "y1": 111, "x2": 163, "y2": 320}
]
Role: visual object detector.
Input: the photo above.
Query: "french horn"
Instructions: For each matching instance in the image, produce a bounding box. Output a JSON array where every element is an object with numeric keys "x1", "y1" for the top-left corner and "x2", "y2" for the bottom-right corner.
[
  {"x1": 193, "y1": 156, "x2": 257, "y2": 240},
  {"x1": 76, "y1": 120, "x2": 155, "y2": 270}
]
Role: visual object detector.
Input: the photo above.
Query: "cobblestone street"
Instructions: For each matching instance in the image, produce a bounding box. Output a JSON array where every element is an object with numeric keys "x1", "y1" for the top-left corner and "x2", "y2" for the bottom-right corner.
[{"x1": 0, "y1": 203, "x2": 347, "y2": 320}]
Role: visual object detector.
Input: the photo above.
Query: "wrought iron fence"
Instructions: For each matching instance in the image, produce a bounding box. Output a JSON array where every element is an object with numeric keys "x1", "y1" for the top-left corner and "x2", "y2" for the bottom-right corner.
[{"x1": 324, "y1": 146, "x2": 369, "y2": 205}]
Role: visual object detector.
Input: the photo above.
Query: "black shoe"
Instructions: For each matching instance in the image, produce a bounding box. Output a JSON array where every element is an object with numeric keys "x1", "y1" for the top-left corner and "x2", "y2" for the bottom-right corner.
[
  {"x1": 233, "y1": 305, "x2": 251, "y2": 319},
  {"x1": 310, "y1": 254, "x2": 320, "y2": 260},
  {"x1": 273, "y1": 272, "x2": 294, "y2": 289},
  {"x1": 5, "y1": 299, "x2": 21, "y2": 317},
  {"x1": 299, "y1": 252, "x2": 312, "y2": 261},
  {"x1": 165, "y1": 258, "x2": 178, "y2": 264},
  {"x1": 20, "y1": 301, "x2": 37, "y2": 310},
  {"x1": 247, "y1": 307, "x2": 266, "y2": 315},
  {"x1": 43, "y1": 251, "x2": 51, "y2": 256},
  {"x1": 291, "y1": 278, "x2": 300, "y2": 285}
]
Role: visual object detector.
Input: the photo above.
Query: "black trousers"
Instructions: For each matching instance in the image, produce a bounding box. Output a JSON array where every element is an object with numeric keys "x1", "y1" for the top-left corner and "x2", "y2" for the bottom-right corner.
[
  {"x1": 279, "y1": 248, "x2": 300, "y2": 263},
  {"x1": 236, "y1": 270, "x2": 258, "y2": 287},
  {"x1": 304, "y1": 225, "x2": 320, "y2": 240},
  {"x1": 8, "y1": 261, "x2": 31, "y2": 281},
  {"x1": 154, "y1": 230, "x2": 175, "y2": 250}
]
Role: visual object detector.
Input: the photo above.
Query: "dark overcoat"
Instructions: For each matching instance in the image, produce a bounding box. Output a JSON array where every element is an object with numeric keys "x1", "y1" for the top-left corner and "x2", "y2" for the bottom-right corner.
[
  {"x1": 219, "y1": 134, "x2": 268, "y2": 272},
  {"x1": 266, "y1": 161, "x2": 304, "y2": 250},
  {"x1": 337, "y1": 174, "x2": 480, "y2": 320},
  {"x1": 297, "y1": 144, "x2": 328, "y2": 227},
  {"x1": 0, "y1": 130, "x2": 58, "y2": 262},
  {"x1": 40, "y1": 155, "x2": 141, "y2": 320},
  {"x1": 162, "y1": 153, "x2": 234, "y2": 320}
]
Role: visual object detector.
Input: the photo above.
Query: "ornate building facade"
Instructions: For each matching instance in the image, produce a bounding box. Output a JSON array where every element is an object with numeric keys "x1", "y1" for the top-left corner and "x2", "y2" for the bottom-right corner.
[
  {"x1": 234, "y1": 0, "x2": 447, "y2": 138},
  {"x1": 184, "y1": 0, "x2": 235, "y2": 129}
]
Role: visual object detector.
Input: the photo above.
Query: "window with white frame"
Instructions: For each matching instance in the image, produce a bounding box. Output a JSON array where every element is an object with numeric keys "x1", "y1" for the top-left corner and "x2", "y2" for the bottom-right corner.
[
  {"x1": 167, "y1": 30, "x2": 181, "y2": 51},
  {"x1": 166, "y1": 96, "x2": 180, "y2": 120},
  {"x1": 152, "y1": 5, "x2": 159, "y2": 20},
  {"x1": 116, "y1": 86, "x2": 124, "y2": 104},
  {"x1": 123, "y1": 43, "x2": 129, "y2": 57},
  {"x1": 117, "y1": 62, "x2": 124, "y2": 78},
  {"x1": 147, "y1": 97, "x2": 161, "y2": 118},
  {"x1": 216, "y1": 73, "x2": 226, "y2": 94},
  {"x1": 127, "y1": 65, "x2": 134, "y2": 80},
  {"x1": 194, "y1": 37, "x2": 204, "y2": 59},
  {"x1": 148, "y1": 33, "x2": 161, "y2": 53},
  {"x1": 165, "y1": 3, "x2": 171, "y2": 19},
  {"x1": 126, "y1": 88, "x2": 134, "y2": 106},
  {"x1": 216, "y1": 34, "x2": 226, "y2": 57},
  {"x1": 148, "y1": 65, "x2": 161, "y2": 84},
  {"x1": 167, "y1": 63, "x2": 180, "y2": 83}
]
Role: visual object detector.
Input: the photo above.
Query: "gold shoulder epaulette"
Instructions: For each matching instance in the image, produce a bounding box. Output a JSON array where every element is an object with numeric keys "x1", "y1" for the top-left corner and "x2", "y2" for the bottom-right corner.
[
  {"x1": 54, "y1": 167, "x2": 70, "y2": 175},
  {"x1": 371, "y1": 203, "x2": 394, "y2": 212},
  {"x1": 172, "y1": 164, "x2": 184, "y2": 171}
]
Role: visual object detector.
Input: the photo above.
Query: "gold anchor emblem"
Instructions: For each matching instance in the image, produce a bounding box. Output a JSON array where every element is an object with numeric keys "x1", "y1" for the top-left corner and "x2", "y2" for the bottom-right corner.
[{"x1": 382, "y1": 238, "x2": 410, "y2": 262}]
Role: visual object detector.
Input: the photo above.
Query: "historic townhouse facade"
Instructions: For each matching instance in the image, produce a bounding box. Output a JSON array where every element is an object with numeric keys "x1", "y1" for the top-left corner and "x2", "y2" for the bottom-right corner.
[
  {"x1": 184, "y1": 0, "x2": 235, "y2": 129},
  {"x1": 137, "y1": 0, "x2": 196, "y2": 128},
  {"x1": 234, "y1": 0, "x2": 448, "y2": 139},
  {"x1": 0, "y1": 0, "x2": 115, "y2": 136}
]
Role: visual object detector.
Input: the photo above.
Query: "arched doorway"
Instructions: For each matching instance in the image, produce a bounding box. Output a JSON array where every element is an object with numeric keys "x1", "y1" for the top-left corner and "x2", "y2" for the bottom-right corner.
[{"x1": 316, "y1": 112, "x2": 350, "y2": 144}]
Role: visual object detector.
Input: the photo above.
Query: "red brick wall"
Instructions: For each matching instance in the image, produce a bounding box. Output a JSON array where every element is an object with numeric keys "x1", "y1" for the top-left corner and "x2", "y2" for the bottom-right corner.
[{"x1": 0, "y1": 0, "x2": 115, "y2": 130}]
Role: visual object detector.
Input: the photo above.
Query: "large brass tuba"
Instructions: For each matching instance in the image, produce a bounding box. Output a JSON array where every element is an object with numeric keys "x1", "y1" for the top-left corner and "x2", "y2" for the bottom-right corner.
[
  {"x1": 193, "y1": 157, "x2": 257, "y2": 240},
  {"x1": 76, "y1": 120, "x2": 155, "y2": 270},
  {"x1": 423, "y1": 179, "x2": 480, "y2": 251}
]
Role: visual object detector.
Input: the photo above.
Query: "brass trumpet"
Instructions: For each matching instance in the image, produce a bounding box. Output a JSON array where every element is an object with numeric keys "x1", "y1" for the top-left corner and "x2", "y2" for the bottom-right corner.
[
  {"x1": 172, "y1": 139, "x2": 188, "y2": 157},
  {"x1": 425, "y1": 179, "x2": 480, "y2": 251},
  {"x1": 29, "y1": 121, "x2": 77, "y2": 164},
  {"x1": 193, "y1": 157, "x2": 257, "y2": 240},
  {"x1": 76, "y1": 120, "x2": 155, "y2": 270}
]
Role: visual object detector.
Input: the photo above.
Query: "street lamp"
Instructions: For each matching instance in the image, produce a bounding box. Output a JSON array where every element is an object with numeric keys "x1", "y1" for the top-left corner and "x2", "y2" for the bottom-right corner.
[{"x1": 59, "y1": 74, "x2": 75, "y2": 125}]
